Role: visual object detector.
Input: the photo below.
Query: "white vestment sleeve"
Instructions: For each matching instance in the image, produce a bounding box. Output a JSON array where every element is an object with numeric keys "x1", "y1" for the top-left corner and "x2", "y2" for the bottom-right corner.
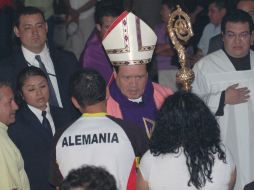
[{"x1": 192, "y1": 59, "x2": 222, "y2": 113}]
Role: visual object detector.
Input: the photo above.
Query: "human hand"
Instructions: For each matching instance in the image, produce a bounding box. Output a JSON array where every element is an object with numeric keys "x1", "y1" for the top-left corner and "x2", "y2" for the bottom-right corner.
[{"x1": 225, "y1": 83, "x2": 250, "y2": 105}]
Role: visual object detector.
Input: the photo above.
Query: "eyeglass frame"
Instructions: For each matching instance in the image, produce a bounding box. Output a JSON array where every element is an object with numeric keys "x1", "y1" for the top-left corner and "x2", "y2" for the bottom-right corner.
[{"x1": 222, "y1": 31, "x2": 252, "y2": 40}]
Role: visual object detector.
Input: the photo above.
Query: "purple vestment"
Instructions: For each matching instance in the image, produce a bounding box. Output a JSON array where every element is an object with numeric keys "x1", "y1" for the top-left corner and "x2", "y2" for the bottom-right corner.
[
  {"x1": 80, "y1": 29, "x2": 113, "y2": 84},
  {"x1": 110, "y1": 79, "x2": 157, "y2": 137}
]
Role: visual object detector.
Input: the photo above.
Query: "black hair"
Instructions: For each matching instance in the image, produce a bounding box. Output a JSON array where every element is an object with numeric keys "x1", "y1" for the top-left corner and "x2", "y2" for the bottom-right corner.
[
  {"x1": 69, "y1": 69, "x2": 106, "y2": 108},
  {"x1": 150, "y1": 91, "x2": 226, "y2": 189},
  {"x1": 95, "y1": 2, "x2": 122, "y2": 25},
  {"x1": 16, "y1": 66, "x2": 47, "y2": 96},
  {"x1": 208, "y1": 0, "x2": 229, "y2": 10},
  {"x1": 61, "y1": 165, "x2": 117, "y2": 190},
  {"x1": 221, "y1": 9, "x2": 254, "y2": 33},
  {"x1": 14, "y1": 6, "x2": 46, "y2": 27}
]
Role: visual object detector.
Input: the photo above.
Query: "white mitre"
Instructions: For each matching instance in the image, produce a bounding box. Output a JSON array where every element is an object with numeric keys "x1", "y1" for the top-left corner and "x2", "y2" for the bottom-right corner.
[{"x1": 102, "y1": 11, "x2": 157, "y2": 66}]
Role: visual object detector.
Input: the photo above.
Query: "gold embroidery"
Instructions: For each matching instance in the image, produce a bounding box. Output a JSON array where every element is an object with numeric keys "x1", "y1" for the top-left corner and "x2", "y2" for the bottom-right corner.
[
  {"x1": 110, "y1": 58, "x2": 152, "y2": 66},
  {"x1": 143, "y1": 117, "x2": 155, "y2": 139}
]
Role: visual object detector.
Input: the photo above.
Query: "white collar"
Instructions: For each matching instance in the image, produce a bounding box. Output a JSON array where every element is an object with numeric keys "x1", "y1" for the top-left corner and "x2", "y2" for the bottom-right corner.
[
  {"x1": 22, "y1": 45, "x2": 49, "y2": 66},
  {"x1": 28, "y1": 103, "x2": 50, "y2": 122},
  {"x1": 128, "y1": 97, "x2": 142, "y2": 103}
]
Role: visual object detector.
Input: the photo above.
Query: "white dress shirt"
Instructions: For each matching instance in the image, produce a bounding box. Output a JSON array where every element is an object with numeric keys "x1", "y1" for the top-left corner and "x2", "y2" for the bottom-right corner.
[{"x1": 28, "y1": 104, "x2": 56, "y2": 135}]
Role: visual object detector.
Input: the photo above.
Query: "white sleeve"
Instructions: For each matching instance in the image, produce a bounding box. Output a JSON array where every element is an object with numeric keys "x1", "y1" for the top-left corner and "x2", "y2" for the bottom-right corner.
[
  {"x1": 192, "y1": 60, "x2": 222, "y2": 113},
  {"x1": 139, "y1": 151, "x2": 153, "y2": 182},
  {"x1": 224, "y1": 146, "x2": 236, "y2": 173}
]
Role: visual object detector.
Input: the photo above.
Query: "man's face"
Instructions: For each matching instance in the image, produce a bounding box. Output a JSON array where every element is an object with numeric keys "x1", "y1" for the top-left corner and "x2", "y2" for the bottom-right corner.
[
  {"x1": 14, "y1": 13, "x2": 48, "y2": 53},
  {"x1": 237, "y1": 0, "x2": 254, "y2": 22},
  {"x1": 97, "y1": 16, "x2": 117, "y2": 39},
  {"x1": 115, "y1": 64, "x2": 148, "y2": 99},
  {"x1": 0, "y1": 86, "x2": 18, "y2": 125},
  {"x1": 208, "y1": 3, "x2": 226, "y2": 26},
  {"x1": 223, "y1": 21, "x2": 254, "y2": 58}
]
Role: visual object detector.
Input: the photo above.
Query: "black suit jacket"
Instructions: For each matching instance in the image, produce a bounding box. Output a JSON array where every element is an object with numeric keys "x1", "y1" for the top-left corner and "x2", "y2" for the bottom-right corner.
[
  {"x1": 0, "y1": 46, "x2": 81, "y2": 120},
  {"x1": 8, "y1": 104, "x2": 73, "y2": 190}
]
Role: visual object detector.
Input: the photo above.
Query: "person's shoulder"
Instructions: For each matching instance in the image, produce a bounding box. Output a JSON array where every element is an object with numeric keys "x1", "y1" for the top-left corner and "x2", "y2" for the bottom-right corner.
[
  {"x1": 87, "y1": 30, "x2": 100, "y2": 44},
  {"x1": 201, "y1": 22, "x2": 214, "y2": 34},
  {"x1": 195, "y1": 50, "x2": 225, "y2": 68},
  {"x1": 49, "y1": 47, "x2": 80, "y2": 69},
  {"x1": 0, "y1": 56, "x2": 14, "y2": 65},
  {"x1": 0, "y1": 48, "x2": 22, "y2": 65},
  {"x1": 205, "y1": 22, "x2": 214, "y2": 29},
  {"x1": 106, "y1": 115, "x2": 142, "y2": 134},
  {"x1": 210, "y1": 34, "x2": 221, "y2": 41},
  {"x1": 106, "y1": 115, "x2": 132, "y2": 127},
  {"x1": 140, "y1": 150, "x2": 154, "y2": 165},
  {"x1": 51, "y1": 48, "x2": 76, "y2": 58},
  {"x1": 0, "y1": 56, "x2": 15, "y2": 79},
  {"x1": 54, "y1": 116, "x2": 82, "y2": 144},
  {"x1": 205, "y1": 49, "x2": 224, "y2": 58},
  {"x1": 83, "y1": 33, "x2": 101, "y2": 55},
  {"x1": 7, "y1": 106, "x2": 30, "y2": 132},
  {"x1": 51, "y1": 105, "x2": 78, "y2": 128},
  {"x1": 152, "y1": 82, "x2": 173, "y2": 96}
]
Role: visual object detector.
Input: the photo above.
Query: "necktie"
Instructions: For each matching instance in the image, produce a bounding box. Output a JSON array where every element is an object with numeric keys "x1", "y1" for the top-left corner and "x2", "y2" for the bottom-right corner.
[
  {"x1": 35, "y1": 55, "x2": 59, "y2": 107},
  {"x1": 42, "y1": 111, "x2": 53, "y2": 138}
]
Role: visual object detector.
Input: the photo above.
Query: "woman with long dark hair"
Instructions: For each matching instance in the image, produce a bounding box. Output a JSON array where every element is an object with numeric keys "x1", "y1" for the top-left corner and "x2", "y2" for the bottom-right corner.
[{"x1": 137, "y1": 91, "x2": 236, "y2": 190}]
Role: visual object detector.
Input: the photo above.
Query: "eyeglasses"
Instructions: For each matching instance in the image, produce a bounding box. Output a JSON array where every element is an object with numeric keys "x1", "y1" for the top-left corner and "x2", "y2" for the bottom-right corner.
[{"x1": 224, "y1": 31, "x2": 251, "y2": 40}]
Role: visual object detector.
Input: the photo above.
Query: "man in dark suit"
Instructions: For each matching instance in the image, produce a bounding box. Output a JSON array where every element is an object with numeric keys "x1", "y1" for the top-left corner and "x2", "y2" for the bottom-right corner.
[{"x1": 0, "y1": 6, "x2": 81, "y2": 120}]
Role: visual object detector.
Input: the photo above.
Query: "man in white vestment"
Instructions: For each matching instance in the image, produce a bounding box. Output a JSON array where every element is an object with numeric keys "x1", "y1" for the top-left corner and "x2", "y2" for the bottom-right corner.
[{"x1": 192, "y1": 9, "x2": 254, "y2": 190}]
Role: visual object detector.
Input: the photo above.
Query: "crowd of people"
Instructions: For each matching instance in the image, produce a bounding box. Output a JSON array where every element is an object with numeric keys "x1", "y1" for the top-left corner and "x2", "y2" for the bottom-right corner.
[{"x1": 0, "y1": 0, "x2": 253, "y2": 190}]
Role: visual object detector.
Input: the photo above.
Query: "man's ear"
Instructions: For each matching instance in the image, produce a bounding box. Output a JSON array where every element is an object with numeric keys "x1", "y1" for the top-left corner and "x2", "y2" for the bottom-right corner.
[
  {"x1": 221, "y1": 32, "x2": 225, "y2": 42},
  {"x1": 251, "y1": 31, "x2": 254, "y2": 46},
  {"x1": 14, "y1": 26, "x2": 20, "y2": 38},
  {"x1": 96, "y1": 24, "x2": 101, "y2": 32},
  {"x1": 71, "y1": 97, "x2": 80, "y2": 110},
  {"x1": 113, "y1": 69, "x2": 117, "y2": 79},
  {"x1": 45, "y1": 22, "x2": 48, "y2": 33}
]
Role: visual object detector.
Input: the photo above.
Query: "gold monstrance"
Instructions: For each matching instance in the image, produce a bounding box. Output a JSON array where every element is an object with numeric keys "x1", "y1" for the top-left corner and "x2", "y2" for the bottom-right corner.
[{"x1": 167, "y1": 5, "x2": 194, "y2": 91}]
